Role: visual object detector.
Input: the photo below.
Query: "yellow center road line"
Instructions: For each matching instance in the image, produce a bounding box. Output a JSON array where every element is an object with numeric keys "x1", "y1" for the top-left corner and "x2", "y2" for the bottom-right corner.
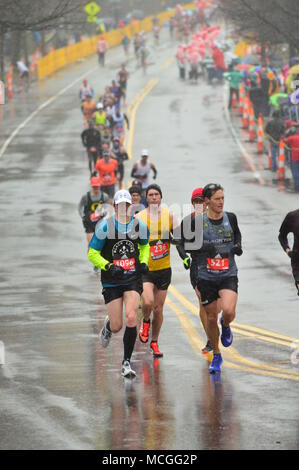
[
  {"x1": 168, "y1": 285, "x2": 298, "y2": 345},
  {"x1": 231, "y1": 327, "x2": 293, "y2": 348},
  {"x1": 166, "y1": 298, "x2": 299, "y2": 381},
  {"x1": 160, "y1": 57, "x2": 175, "y2": 70},
  {"x1": 126, "y1": 78, "x2": 159, "y2": 160}
]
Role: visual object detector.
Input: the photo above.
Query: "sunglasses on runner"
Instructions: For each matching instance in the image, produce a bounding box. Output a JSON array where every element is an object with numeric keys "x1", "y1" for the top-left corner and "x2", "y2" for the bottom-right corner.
[
  {"x1": 192, "y1": 197, "x2": 204, "y2": 204},
  {"x1": 203, "y1": 184, "x2": 223, "y2": 198}
]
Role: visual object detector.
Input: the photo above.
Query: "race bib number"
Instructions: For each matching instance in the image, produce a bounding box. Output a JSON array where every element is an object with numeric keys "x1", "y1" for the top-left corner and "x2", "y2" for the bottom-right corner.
[
  {"x1": 103, "y1": 173, "x2": 112, "y2": 183},
  {"x1": 207, "y1": 257, "x2": 229, "y2": 271},
  {"x1": 150, "y1": 242, "x2": 169, "y2": 260},
  {"x1": 113, "y1": 258, "x2": 135, "y2": 271}
]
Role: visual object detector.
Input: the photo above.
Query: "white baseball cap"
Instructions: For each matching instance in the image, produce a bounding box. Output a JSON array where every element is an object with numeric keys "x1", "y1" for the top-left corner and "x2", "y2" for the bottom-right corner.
[
  {"x1": 96, "y1": 102, "x2": 104, "y2": 109},
  {"x1": 114, "y1": 190, "x2": 132, "y2": 205},
  {"x1": 141, "y1": 149, "x2": 149, "y2": 157}
]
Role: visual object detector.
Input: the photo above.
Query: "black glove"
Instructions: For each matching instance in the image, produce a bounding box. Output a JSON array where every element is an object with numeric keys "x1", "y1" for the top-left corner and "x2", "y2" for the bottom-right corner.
[
  {"x1": 183, "y1": 257, "x2": 191, "y2": 270},
  {"x1": 139, "y1": 263, "x2": 149, "y2": 274},
  {"x1": 106, "y1": 263, "x2": 124, "y2": 279},
  {"x1": 231, "y1": 244, "x2": 243, "y2": 256}
]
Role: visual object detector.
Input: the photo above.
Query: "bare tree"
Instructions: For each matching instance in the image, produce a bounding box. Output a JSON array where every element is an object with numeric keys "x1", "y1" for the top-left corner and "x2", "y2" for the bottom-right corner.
[{"x1": 218, "y1": 0, "x2": 299, "y2": 62}]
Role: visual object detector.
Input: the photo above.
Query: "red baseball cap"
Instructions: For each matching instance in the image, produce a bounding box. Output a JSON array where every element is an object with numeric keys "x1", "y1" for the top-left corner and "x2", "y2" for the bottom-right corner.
[
  {"x1": 191, "y1": 187, "x2": 204, "y2": 203},
  {"x1": 90, "y1": 176, "x2": 101, "y2": 187}
]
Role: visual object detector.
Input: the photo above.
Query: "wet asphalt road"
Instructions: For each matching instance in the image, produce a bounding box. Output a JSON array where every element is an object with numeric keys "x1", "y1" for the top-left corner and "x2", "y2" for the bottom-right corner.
[{"x1": 0, "y1": 33, "x2": 299, "y2": 450}]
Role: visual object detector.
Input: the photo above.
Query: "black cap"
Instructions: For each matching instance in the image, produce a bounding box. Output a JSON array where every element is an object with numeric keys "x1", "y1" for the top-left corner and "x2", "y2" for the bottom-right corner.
[
  {"x1": 146, "y1": 184, "x2": 162, "y2": 198},
  {"x1": 129, "y1": 185, "x2": 142, "y2": 196}
]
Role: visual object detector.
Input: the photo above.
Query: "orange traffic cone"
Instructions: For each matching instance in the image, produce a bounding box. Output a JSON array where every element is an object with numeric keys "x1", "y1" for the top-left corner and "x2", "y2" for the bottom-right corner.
[
  {"x1": 242, "y1": 96, "x2": 249, "y2": 129},
  {"x1": 7, "y1": 66, "x2": 13, "y2": 99},
  {"x1": 277, "y1": 140, "x2": 285, "y2": 180},
  {"x1": 248, "y1": 103, "x2": 255, "y2": 142},
  {"x1": 238, "y1": 83, "x2": 244, "y2": 115},
  {"x1": 268, "y1": 145, "x2": 272, "y2": 170},
  {"x1": 257, "y1": 113, "x2": 264, "y2": 154}
]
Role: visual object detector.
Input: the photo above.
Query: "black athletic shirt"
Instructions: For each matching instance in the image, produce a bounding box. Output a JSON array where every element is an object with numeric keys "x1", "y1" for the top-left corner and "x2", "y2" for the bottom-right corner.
[{"x1": 278, "y1": 209, "x2": 299, "y2": 254}]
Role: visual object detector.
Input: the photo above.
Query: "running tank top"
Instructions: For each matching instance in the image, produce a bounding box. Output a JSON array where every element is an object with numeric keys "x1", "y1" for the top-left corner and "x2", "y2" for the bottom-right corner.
[
  {"x1": 136, "y1": 160, "x2": 151, "y2": 189},
  {"x1": 138, "y1": 207, "x2": 172, "y2": 271},
  {"x1": 197, "y1": 212, "x2": 238, "y2": 280}
]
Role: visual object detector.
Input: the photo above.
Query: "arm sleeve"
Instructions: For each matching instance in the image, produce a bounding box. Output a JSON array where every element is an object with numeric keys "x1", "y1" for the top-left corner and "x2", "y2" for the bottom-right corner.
[
  {"x1": 278, "y1": 214, "x2": 291, "y2": 251},
  {"x1": 138, "y1": 243, "x2": 150, "y2": 265},
  {"x1": 81, "y1": 131, "x2": 87, "y2": 147},
  {"x1": 175, "y1": 218, "x2": 188, "y2": 260},
  {"x1": 228, "y1": 212, "x2": 242, "y2": 252},
  {"x1": 131, "y1": 165, "x2": 137, "y2": 177},
  {"x1": 88, "y1": 248, "x2": 109, "y2": 270},
  {"x1": 78, "y1": 195, "x2": 87, "y2": 218}
]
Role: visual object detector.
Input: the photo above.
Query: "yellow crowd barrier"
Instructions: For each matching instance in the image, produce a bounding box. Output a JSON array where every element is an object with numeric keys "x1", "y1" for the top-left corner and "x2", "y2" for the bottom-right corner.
[{"x1": 38, "y1": 3, "x2": 196, "y2": 81}]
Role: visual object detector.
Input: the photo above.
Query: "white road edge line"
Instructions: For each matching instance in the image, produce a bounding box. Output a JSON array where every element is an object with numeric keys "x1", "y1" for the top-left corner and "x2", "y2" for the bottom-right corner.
[{"x1": 0, "y1": 66, "x2": 98, "y2": 159}]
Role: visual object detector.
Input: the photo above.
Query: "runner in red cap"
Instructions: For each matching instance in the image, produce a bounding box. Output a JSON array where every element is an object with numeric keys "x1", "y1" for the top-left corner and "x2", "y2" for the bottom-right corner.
[
  {"x1": 78, "y1": 176, "x2": 109, "y2": 247},
  {"x1": 176, "y1": 187, "x2": 221, "y2": 354}
]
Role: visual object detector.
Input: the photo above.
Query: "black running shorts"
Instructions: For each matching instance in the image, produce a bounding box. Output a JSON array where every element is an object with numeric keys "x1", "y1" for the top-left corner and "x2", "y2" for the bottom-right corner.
[
  {"x1": 102, "y1": 280, "x2": 143, "y2": 305},
  {"x1": 197, "y1": 276, "x2": 238, "y2": 306},
  {"x1": 142, "y1": 268, "x2": 172, "y2": 291},
  {"x1": 102, "y1": 184, "x2": 115, "y2": 199}
]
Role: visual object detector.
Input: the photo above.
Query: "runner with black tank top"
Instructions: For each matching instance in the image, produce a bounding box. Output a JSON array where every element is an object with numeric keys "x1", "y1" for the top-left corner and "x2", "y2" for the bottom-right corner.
[
  {"x1": 88, "y1": 190, "x2": 150, "y2": 378},
  {"x1": 278, "y1": 209, "x2": 299, "y2": 295},
  {"x1": 176, "y1": 187, "x2": 222, "y2": 355},
  {"x1": 196, "y1": 184, "x2": 243, "y2": 374},
  {"x1": 78, "y1": 176, "x2": 109, "y2": 245}
]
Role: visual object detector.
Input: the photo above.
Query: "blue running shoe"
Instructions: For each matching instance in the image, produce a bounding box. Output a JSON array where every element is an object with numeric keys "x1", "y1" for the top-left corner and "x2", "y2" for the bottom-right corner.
[
  {"x1": 209, "y1": 353, "x2": 223, "y2": 374},
  {"x1": 220, "y1": 316, "x2": 233, "y2": 347}
]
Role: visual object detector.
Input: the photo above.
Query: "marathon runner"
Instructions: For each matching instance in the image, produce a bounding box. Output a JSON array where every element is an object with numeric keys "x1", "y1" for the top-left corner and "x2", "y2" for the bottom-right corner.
[
  {"x1": 278, "y1": 209, "x2": 299, "y2": 296},
  {"x1": 176, "y1": 187, "x2": 222, "y2": 354},
  {"x1": 81, "y1": 93, "x2": 97, "y2": 127},
  {"x1": 78, "y1": 176, "x2": 108, "y2": 246},
  {"x1": 112, "y1": 107, "x2": 129, "y2": 144},
  {"x1": 136, "y1": 184, "x2": 176, "y2": 358},
  {"x1": 95, "y1": 150, "x2": 119, "y2": 202},
  {"x1": 93, "y1": 103, "x2": 107, "y2": 132},
  {"x1": 118, "y1": 64, "x2": 129, "y2": 106},
  {"x1": 88, "y1": 190, "x2": 150, "y2": 378},
  {"x1": 196, "y1": 184, "x2": 243, "y2": 374},
  {"x1": 81, "y1": 120, "x2": 102, "y2": 175},
  {"x1": 97, "y1": 36, "x2": 108, "y2": 66},
  {"x1": 129, "y1": 185, "x2": 146, "y2": 216},
  {"x1": 111, "y1": 137, "x2": 129, "y2": 187},
  {"x1": 131, "y1": 150, "x2": 157, "y2": 196},
  {"x1": 79, "y1": 78, "x2": 94, "y2": 102}
]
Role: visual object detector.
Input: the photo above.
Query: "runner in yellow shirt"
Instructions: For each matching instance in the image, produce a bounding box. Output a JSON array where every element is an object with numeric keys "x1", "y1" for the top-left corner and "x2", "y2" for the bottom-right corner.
[{"x1": 136, "y1": 184, "x2": 176, "y2": 357}]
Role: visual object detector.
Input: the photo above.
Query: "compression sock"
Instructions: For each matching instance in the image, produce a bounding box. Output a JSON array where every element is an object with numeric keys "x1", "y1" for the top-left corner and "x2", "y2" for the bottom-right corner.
[{"x1": 123, "y1": 326, "x2": 137, "y2": 362}]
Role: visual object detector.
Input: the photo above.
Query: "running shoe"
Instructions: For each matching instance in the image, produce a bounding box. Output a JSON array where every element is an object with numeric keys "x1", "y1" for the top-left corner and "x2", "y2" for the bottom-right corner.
[
  {"x1": 202, "y1": 340, "x2": 213, "y2": 354},
  {"x1": 121, "y1": 360, "x2": 136, "y2": 379},
  {"x1": 139, "y1": 320, "x2": 150, "y2": 343},
  {"x1": 150, "y1": 341, "x2": 163, "y2": 358},
  {"x1": 209, "y1": 353, "x2": 223, "y2": 374},
  {"x1": 220, "y1": 316, "x2": 233, "y2": 347},
  {"x1": 100, "y1": 316, "x2": 112, "y2": 348}
]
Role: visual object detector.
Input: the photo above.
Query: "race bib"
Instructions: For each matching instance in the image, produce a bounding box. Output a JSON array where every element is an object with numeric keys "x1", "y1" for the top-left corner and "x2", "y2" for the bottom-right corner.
[
  {"x1": 103, "y1": 173, "x2": 112, "y2": 183},
  {"x1": 150, "y1": 242, "x2": 169, "y2": 260},
  {"x1": 113, "y1": 258, "x2": 135, "y2": 271},
  {"x1": 207, "y1": 257, "x2": 229, "y2": 271}
]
